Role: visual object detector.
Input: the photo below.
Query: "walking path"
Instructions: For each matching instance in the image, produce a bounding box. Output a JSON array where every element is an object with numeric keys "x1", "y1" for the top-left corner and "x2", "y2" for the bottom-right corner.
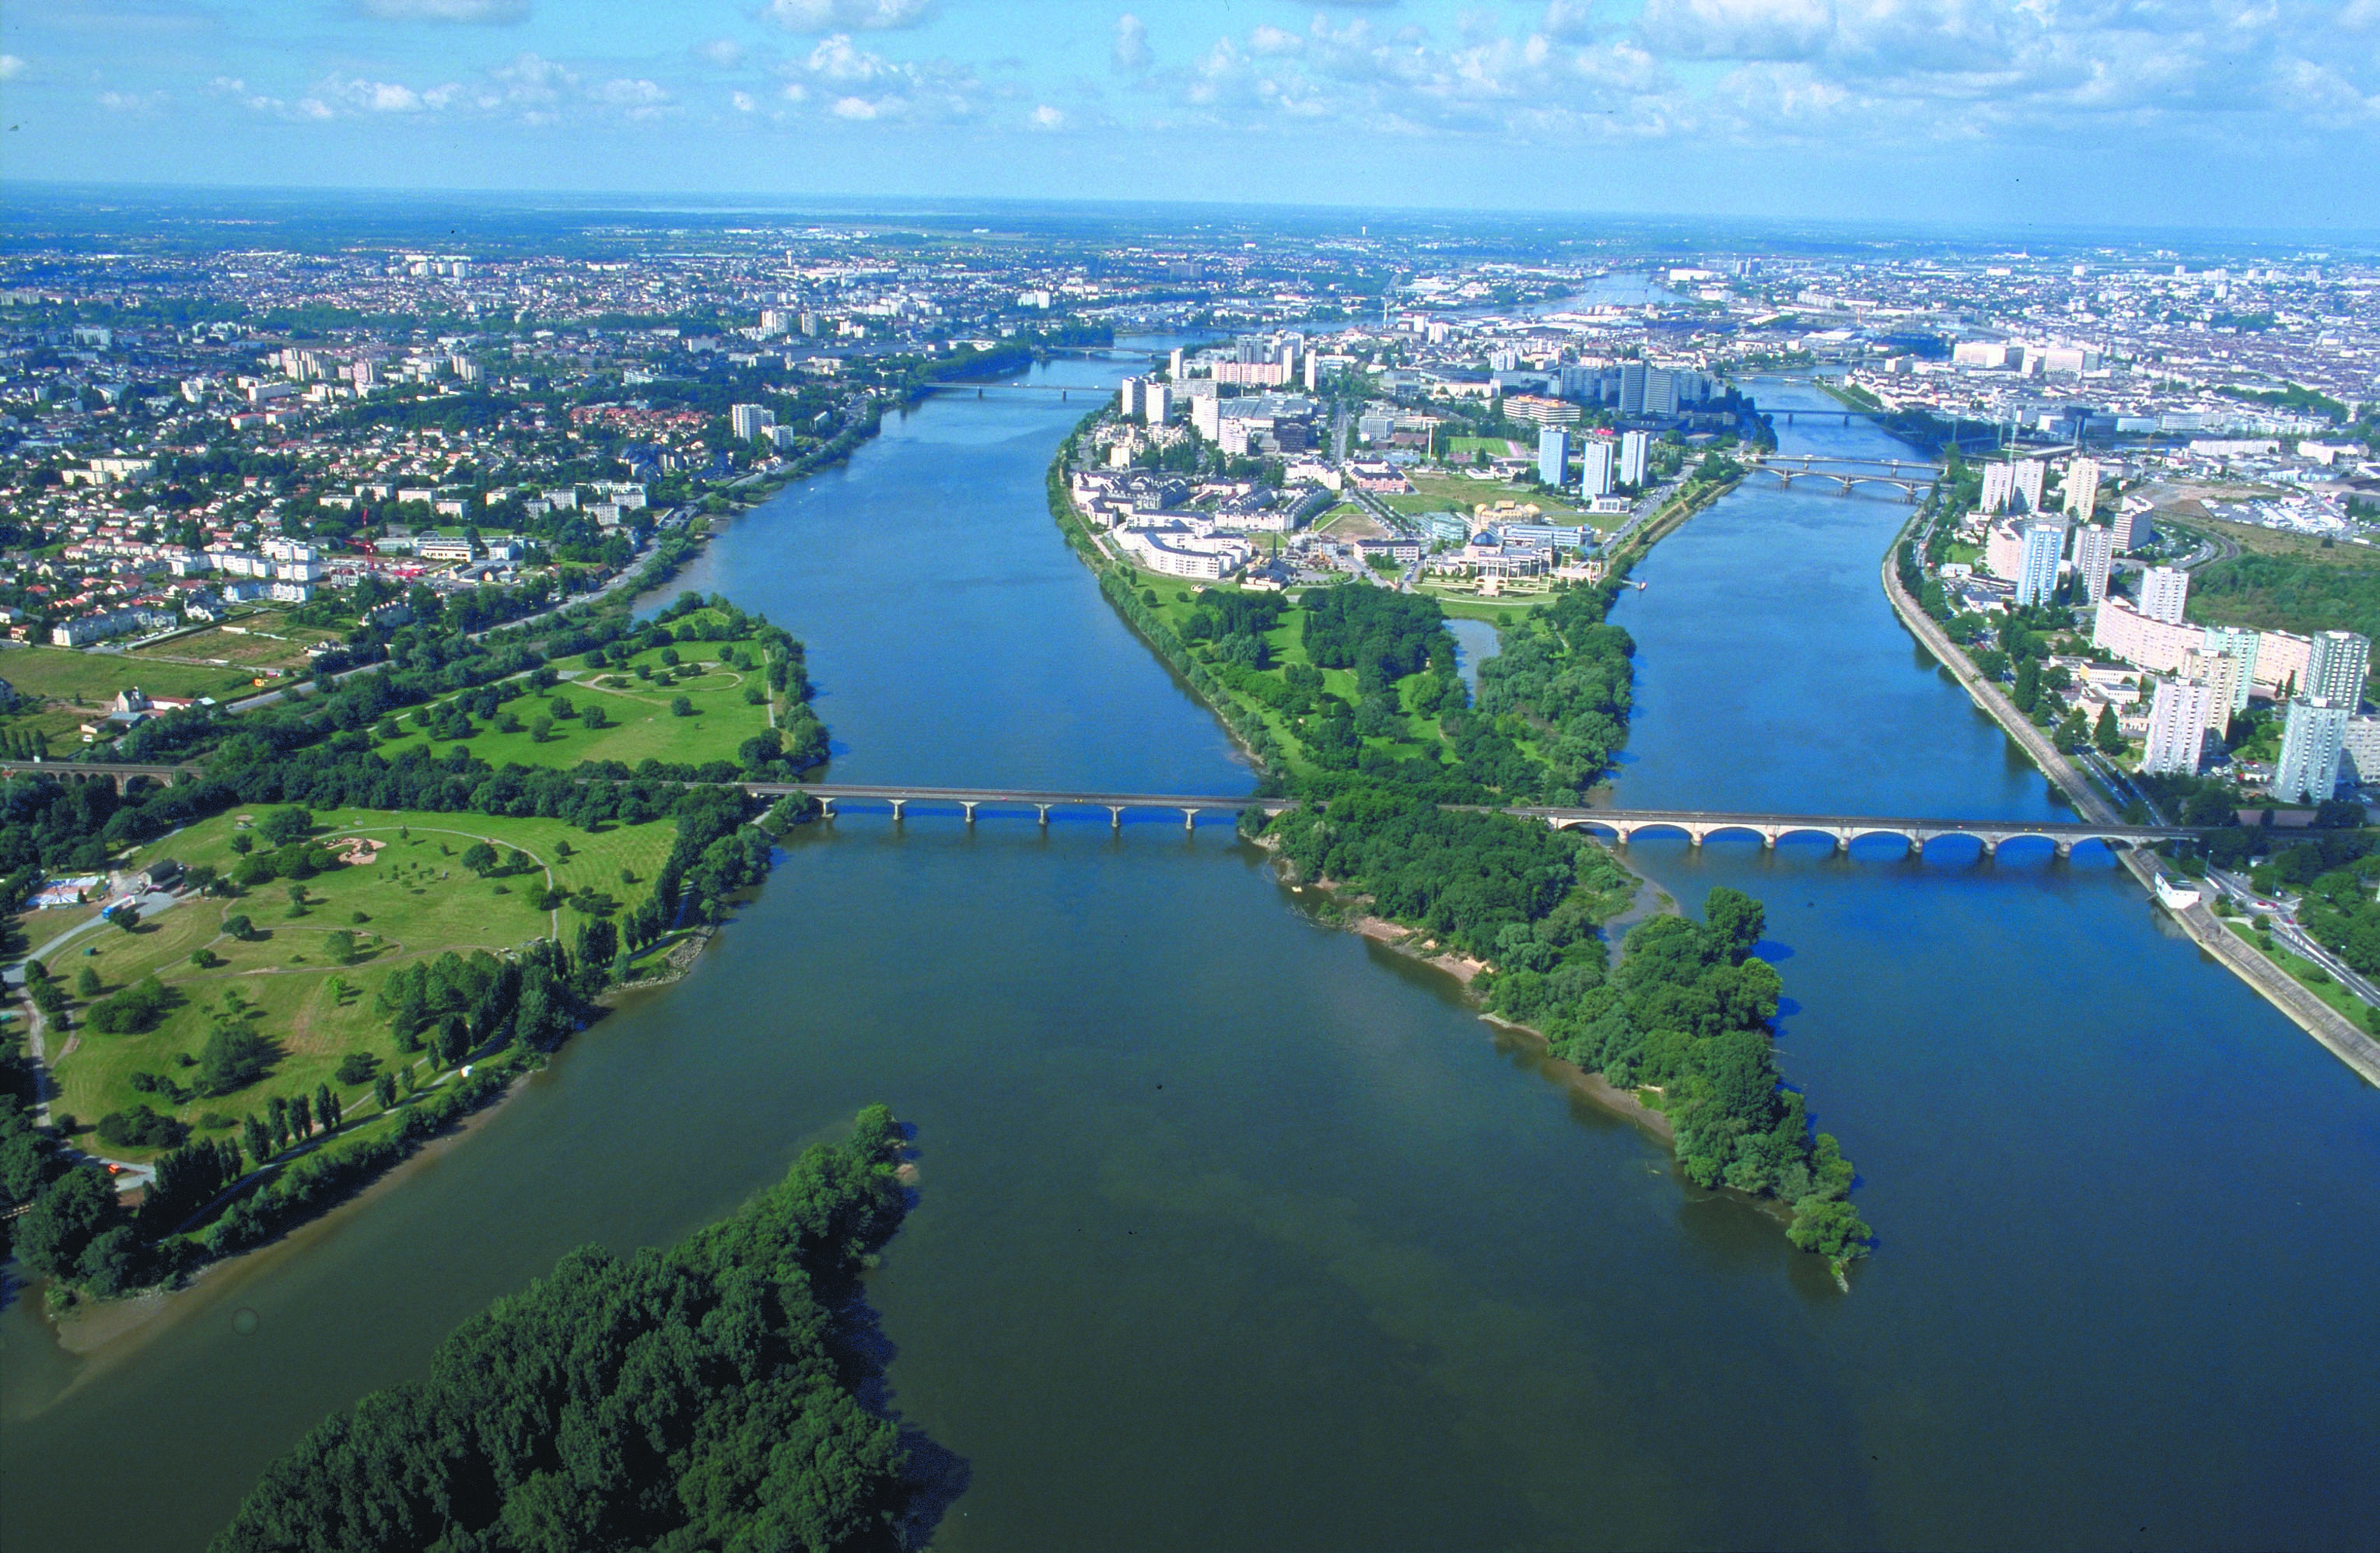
[{"x1": 1881, "y1": 537, "x2": 2380, "y2": 1086}]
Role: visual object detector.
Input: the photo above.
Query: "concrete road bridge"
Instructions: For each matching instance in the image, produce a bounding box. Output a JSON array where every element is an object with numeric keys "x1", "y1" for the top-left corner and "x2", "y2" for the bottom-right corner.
[
  {"x1": 1742, "y1": 453, "x2": 1942, "y2": 502},
  {"x1": 4, "y1": 765, "x2": 2189, "y2": 857}
]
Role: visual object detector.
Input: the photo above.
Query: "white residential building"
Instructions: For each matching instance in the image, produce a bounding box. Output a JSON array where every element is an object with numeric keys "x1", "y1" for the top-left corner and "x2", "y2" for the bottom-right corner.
[
  {"x1": 2070, "y1": 525, "x2": 2115, "y2": 605},
  {"x1": 2302, "y1": 630, "x2": 2370, "y2": 710},
  {"x1": 2094, "y1": 598, "x2": 2204, "y2": 673},
  {"x1": 2138, "y1": 565, "x2": 2189, "y2": 625},
  {"x1": 2014, "y1": 521, "x2": 2064, "y2": 608},
  {"x1": 2063, "y1": 457, "x2": 2101, "y2": 522},
  {"x1": 2273, "y1": 698, "x2": 2351, "y2": 803},
  {"x1": 1580, "y1": 439, "x2": 1615, "y2": 498},
  {"x1": 1619, "y1": 429, "x2": 1649, "y2": 487},
  {"x1": 730, "y1": 404, "x2": 775, "y2": 442},
  {"x1": 2141, "y1": 677, "x2": 2219, "y2": 775}
]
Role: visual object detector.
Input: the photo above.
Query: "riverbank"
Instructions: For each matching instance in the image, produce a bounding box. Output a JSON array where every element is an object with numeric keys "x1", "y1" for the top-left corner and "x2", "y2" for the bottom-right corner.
[{"x1": 1879, "y1": 527, "x2": 2380, "y2": 1085}]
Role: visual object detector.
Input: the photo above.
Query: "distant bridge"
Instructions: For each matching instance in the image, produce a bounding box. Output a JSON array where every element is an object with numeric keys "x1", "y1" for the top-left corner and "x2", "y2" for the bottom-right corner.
[
  {"x1": 6, "y1": 764, "x2": 2188, "y2": 857},
  {"x1": 918, "y1": 382, "x2": 1092, "y2": 398},
  {"x1": 1744, "y1": 452, "x2": 1943, "y2": 502}
]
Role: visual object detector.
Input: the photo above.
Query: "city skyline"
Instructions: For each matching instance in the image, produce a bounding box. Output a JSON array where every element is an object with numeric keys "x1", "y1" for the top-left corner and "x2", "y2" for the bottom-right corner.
[{"x1": 2, "y1": 2, "x2": 2377, "y2": 229}]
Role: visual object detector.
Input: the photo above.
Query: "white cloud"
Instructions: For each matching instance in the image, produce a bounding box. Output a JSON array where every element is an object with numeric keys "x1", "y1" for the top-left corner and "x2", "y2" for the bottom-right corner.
[
  {"x1": 831, "y1": 94, "x2": 886, "y2": 118},
  {"x1": 765, "y1": 0, "x2": 936, "y2": 33},
  {"x1": 355, "y1": 0, "x2": 530, "y2": 22},
  {"x1": 0, "y1": 54, "x2": 24, "y2": 81},
  {"x1": 1031, "y1": 103, "x2": 1066, "y2": 128},
  {"x1": 732, "y1": 89, "x2": 758, "y2": 110},
  {"x1": 98, "y1": 90, "x2": 167, "y2": 113},
  {"x1": 1114, "y1": 13, "x2": 1150, "y2": 72},
  {"x1": 768, "y1": 32, "x2": 981, "y2": 122},
  {"x1": 697, "y1": 37, "x2": 746, "y2": 68}
]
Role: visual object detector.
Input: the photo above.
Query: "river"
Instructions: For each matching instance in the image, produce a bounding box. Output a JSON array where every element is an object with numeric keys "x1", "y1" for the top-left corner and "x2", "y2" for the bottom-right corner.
[{"x1": 4, "y1": 358, "x2": 2375, "y2": 1551}]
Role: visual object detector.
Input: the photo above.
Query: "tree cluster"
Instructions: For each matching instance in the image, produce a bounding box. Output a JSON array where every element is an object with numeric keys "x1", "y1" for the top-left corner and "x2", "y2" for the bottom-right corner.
[{"x1": 212, "y1": 1107, "x2": 921, "y2": 1553}]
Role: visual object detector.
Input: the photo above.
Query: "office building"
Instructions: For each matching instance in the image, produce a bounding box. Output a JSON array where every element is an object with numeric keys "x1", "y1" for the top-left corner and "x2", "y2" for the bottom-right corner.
[
  {"x1": 2063, "y1": 457, "x2": 2101, "y2": 521},
  {"x1": 2140, "y1": 677, "x2": 2219, "y2": 776},
  {"x1": 730, "y1": 404, "x2": 775, "y2": 442},
  {"x1": 1643, "y1": 369, "x2": 1678, "y2": 415},
  {"x1": 1538, "y1": 427, "x2": 1570, "y2": 488},
  {"x1": 1118, "y1": 376, "x2": 1140, "y2": 419},
  {"x1": 2013, "y1": 459, "x2": 2048, "y2": 513},
  {"x1": 1619, "y1": 430, "x2": 1650, "y2": 488},
  {"x1": 2274, "y1": 697, "x2": 2351, "y2": 803},
  {"x1": 2139, "y1": 565, "x2": 2189, "y2": 625},
  {"x1": 1617, "y1": 362, "x2": 1647, "y2": 415},
  {"x1": 2070, "y1": 524, "x2": 2116, "y2": 604},
  {"x1": 1580, "y1": 439, "x2": 1615, "y2": 498},
  {"x1": 2303, "y1": 629, "x2": 2371, "y2": 710},
  {"x1": 2014, "y1": 520, "x2": 2064, "y2": 608}
]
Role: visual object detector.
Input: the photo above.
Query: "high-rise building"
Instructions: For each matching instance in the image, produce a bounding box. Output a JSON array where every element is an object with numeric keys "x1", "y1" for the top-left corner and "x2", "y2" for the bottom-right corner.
[
  {"x1": 1617, "y1": 362, "x2": 1647, "y2": 415},
  {"x1": 1304, "y1": 352, "x2": 1319, "y2": 391},
  {"x1": 1643, "y1": 369, "x2": 1678, "y2": 415},
  {"x1": 1168, "y1": 348, "x2": 1184, "y2": 380},
  {"x1": 2303, "y1": 629, "x2": 2371, "y2": 710},
  {"x1": 2141, "y1": 677, "x2": 2219, "y2": 775},
  {"x1": 2274, "y1": 697, "x2": 2352, "y2": 803},
  {"x1": 2139, "y1": 565, "x2": 2189, "y2": 625},
  {"x1": 1980, "y1": 462, "x2": 2015, "y2": 514},
  {"x1": 1619, "y1": 430, "x2": 1650, "y2": 488},
  {"x1": 2014, "y1": 459, "x2": 2048, "y2": 512},
  {"x1": 2180, "y1": 649, "x2": 2245, "y2": 733},
  {"x1": 1118, "y1": 376, "x2": 1140, "y2": 419},
  {"x1": 1143, "y1": 383, "x2": 1170, "y2": 425},
  {"x1": 2112, "y1": 503, "x2": 2153, "y2": 551},
  {"x1": 2014, "y1": 520, "x2": 2064, "y2": 608},
  {"x1": 730, "y1": 404, "x2": 775, "y2": 442},
  {"x1": 1580, "y1": 439, "x2": 1615, "y2": 498},
  {"x1": 2063, "y1": 457, "x2": 2101, "y2": 521},
  {"x1": 2070, "y1": 524, "x2": 2116, "y2": 604},
  {"x1": 2200, "y1": 626, "x2": 2262, "y2": 713},
  {"x1": 1538, "y1": 427, "x2": 1570, "y2": 488}
]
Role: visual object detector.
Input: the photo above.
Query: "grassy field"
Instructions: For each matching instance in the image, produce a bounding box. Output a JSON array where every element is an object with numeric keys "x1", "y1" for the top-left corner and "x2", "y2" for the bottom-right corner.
[
  {"x1": 0, "y1": 645, "x2": 257, "y2": 707},
  {"x1": 40, "y1": 804, "x2": 681, "y2": 1160},
  {"x1": 2179, "y1": 515, "x2": 2380, "y2": 654},
  {"x1": 1381, "y1": 470, "x2": 1616, "y2": 533},
  {"x1": 1315, "y1": 503, "x2": 1388, "y2": 540},
  {"x1": 371, "y1": 641, "x2": 774, "y2": 769},
  {"x1": 130, "y1": 623, "x2": 321, "y2": 674},
  {"x1": 1444, "y1": 436, "x2": 1521, "y2": 460}
]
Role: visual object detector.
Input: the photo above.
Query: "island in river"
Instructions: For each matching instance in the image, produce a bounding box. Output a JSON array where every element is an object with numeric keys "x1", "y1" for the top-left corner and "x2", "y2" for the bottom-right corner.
[{"x1": 1048, "y1": 409, "x2": 1874, "y2": 1271}]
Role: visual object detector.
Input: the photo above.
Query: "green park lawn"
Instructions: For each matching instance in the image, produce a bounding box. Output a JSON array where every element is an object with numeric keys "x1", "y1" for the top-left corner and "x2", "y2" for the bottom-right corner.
[
  {"x1": 370, "y1": 642, "x2": 774, "y2": 770},
  {"x1": 40, "y1": 804, "x2": 681, "y2": 1160}
]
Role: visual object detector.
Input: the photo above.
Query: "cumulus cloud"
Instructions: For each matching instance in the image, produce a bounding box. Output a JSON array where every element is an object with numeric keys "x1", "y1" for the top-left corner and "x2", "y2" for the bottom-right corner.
[
  {"x1": 765, "y1": 0, "x2": 935, "y2": 32},
  {"x1": 767, "y1": 31, "x2": 981, "y2": 122},
  {"x1": 0, "y1": 54, "x2": 24, "y2": 81},
  {"x1": 1114, "y1": 13, "x2": 1150, "y2": 72},
  {"x1": 355, "y1": 0, "x2": 530, "y2": 22},
  {"x1": 696, "y1": 37, "x2": 746, "y2": 68},
  {"x1": 1031, "y1": 103, "x2": 1066, "y2": 128}
]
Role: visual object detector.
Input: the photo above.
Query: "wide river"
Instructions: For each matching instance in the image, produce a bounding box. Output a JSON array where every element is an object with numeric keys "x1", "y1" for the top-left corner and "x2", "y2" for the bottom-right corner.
[{"x1": 5, "y1": 355, "x2": 2376, "y2": 1550}]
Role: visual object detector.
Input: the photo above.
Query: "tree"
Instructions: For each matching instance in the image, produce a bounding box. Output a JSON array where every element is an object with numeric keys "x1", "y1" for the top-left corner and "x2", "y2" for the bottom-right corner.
[
  {"x1": 315, "y1": 1083, "x2": 341, "y2": 1132},
  {"x1": 2012, "y1": 657, "x2": 2042, "y2": 713},
  {"x1": 267, "y1": 1097, "x2": 290, "y2": 1153},
  {"x1": 670, "y1": 694, "x2": 695, "y2": 718},
  {"x1": 225, "y1": 915, "x2": 254, "y2": 941},
  {"x1": 14, "y1": 1166, "x2": 123, "y2": 1282},
  {"x1": 2053, "y1": 706, "x2": 2090, "y2": 754},
  {"x1": 2094, "y1": 704, "x2": 2123, "y2": 754},
  {"x1": 285, "y1": 884, "x2": 309, "y2": 917},
  {"x1": 106, "y1": 903, "x2": 141, "y2": 933},
  {"x1": 460, "y1": 842, "x2": 499, "y2": 876},
  {"x1": 198, "y1": 1023, "x2": 274, "y2": 1097},
  {"x1": 75, "y1": 966, "x2": 103, "y2": 999},
  {"x1": 580, "y1": 702, "x2": 608, "y2": 729},
  {"x1": 261, "y1": 806, "x2": 314, "y2": 847},
  {"x1": 1787, "y1": 1197, "x2": 1873, "y2": 1262},
  {"x1": 530, "y1": 715, "x2": 555, "y2": 743},
  {"x1": 290, "y1": 1093, "x2": 313, "y2": 1141},
  {"x1": 374, "y1": 1072, "x2": 398, "y2": 1111}
]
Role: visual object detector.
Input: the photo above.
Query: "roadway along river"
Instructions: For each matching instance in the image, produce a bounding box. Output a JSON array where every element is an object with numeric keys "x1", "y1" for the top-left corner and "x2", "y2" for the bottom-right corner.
[{"x1": 5, "y1": 358, "x2": 2377, "y2": 1551}]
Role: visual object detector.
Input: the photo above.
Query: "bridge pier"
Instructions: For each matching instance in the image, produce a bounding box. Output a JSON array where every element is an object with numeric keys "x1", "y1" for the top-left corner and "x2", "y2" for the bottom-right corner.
[
  {"x1": 1979, "y1": 838, "x2": 1998, "y2": 857},
  {"x1": 1181, "y1": 807, "x2": 1199, "y2": 832},
  {"x1": 962, "y1": 800, "x2": 978, "y2": 826},
  {"x1": 1036, "y1": 804, "x2": 1050, "y2": 827},
  {"x1": 1108, "y1": 806, "x2": 1123, "y2": 831},
  {"x1": 2055, "y1": 840, "x2": 2073, "y2": 859},
  {"x1": 889, "y1": 799, "x2": 905, "y2": 823},
  {"x1": 1762, "y1": 831, "x2": 1778, "y2": 850},
  {"x1": 820, "y1": 797, "x2": 835, "y2": 819}
]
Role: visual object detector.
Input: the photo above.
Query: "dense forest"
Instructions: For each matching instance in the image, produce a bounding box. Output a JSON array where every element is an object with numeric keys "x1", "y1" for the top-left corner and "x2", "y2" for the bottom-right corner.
[{"x1": 211, "y1": 1107, "x2": 925, "y2": 1553}]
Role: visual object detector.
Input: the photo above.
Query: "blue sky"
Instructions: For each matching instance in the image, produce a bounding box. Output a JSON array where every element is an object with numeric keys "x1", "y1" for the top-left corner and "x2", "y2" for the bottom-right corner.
[{"x1": 3, "y1": 2, "x2": 2375, "y2": 229}]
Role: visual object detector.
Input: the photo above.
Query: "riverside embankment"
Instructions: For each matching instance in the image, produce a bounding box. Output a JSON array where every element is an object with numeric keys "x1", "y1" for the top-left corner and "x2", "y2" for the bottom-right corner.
[
  {"x1": 1880, "y1": 509, "x2": 2380, "y2": 1085},
  {"x1": 8, "y1": 355, "x2": 2377, "y2": 1553}
]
